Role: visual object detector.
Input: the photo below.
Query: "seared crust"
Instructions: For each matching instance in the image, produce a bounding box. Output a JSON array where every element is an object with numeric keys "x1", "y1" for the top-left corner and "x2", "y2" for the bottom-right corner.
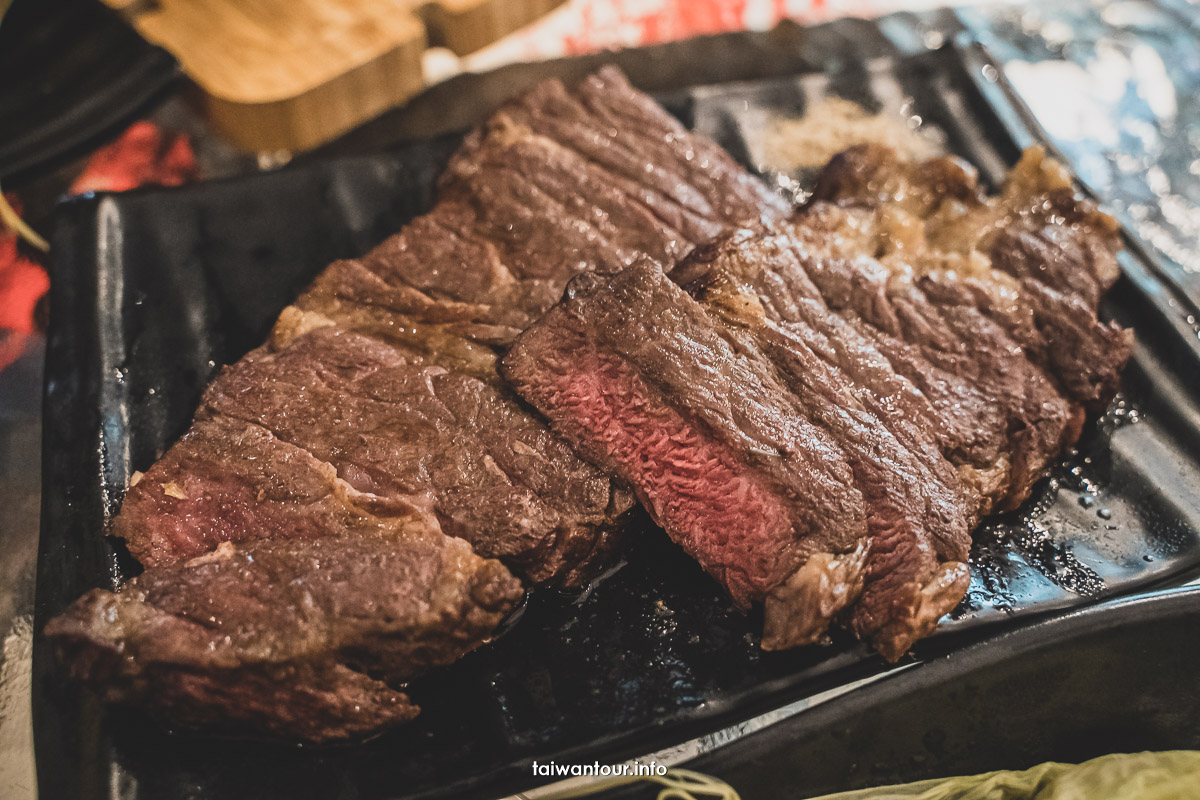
[
  {"x1": 45, "y1": 531, "x2": 522, "y2": 742},
  {"x1": 507, "y1": 145, "x2": 1130, "y2": 661}
]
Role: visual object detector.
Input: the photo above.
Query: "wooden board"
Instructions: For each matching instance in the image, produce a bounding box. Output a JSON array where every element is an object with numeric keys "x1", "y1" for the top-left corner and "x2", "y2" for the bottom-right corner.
[{"x1": 102, "y1": 0, "x2": 565, "y2": 152}]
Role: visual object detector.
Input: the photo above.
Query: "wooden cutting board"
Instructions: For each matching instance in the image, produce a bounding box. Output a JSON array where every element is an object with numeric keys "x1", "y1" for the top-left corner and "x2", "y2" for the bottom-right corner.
[{"x1": 102, "y1": 0, "x2": 565, "y2": 153}]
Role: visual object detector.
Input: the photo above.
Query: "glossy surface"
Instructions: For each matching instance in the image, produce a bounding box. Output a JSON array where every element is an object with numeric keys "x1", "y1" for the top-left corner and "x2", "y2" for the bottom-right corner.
[
  {"x1": 618, "y1": 586, "x2": 1200, "y2": 798},
  {"x1": 31, "y1": 18, "x2": 1200, "y2": 800},
  {"x1": 964, "y1": 0, "x2": 1200, "y2": 288}
]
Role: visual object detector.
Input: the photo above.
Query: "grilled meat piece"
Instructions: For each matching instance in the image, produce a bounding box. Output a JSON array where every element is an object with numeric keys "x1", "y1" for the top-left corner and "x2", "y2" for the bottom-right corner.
[
  {"x1": 45, "y1": 530, "x2": 522, "y2": 742},
  {"x1": 56, "y1": 65, "x2": 794, "y2": 741},
  {"x1": 112, "y1": 66, "x2": 781, "y2": 591},
  {"x1": 194, "y1": 327, "x2": 632, "y2": 586},
  {"x1": 358, "y1": 66, "x2": 789, "y2": 340},
  {"x1": 503, "y1": 262, "x2": 968, "y2": 659},
  {"x1": 505, "y1": 145, "x2": 1130, "y2": 660}
]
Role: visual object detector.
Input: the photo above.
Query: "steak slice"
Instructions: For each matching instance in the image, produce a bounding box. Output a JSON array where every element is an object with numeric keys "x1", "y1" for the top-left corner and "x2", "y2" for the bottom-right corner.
[
  {"x1": 360, "y1": 67, "x2": 789, "y2": 336},
  {"x1": 194, "y1": 326, "x2": 632, "y2": 587},
  {"x1": 45, "y1": 530, "x2": 521, "y2": 742},
  {"x1": 811, "y1": 144, "x2": 1131, "y2": 414},
  {"x1": 505, "y1": 261, "x2": 877, "y2": 647},
  {"x1": 505, "y1": 261, "x2": 971, "y2": 658},
  {"x1": 690, "y1": 273, "x2": 971, "y2": 657},
  {"x1": 678, "y1": 216, "x2": 1074, "y2": 517},
  {"x1": 275, "y1": 258, "x2": 517, "y2": 377},
  {"x1": 114, "y1": 415, "x2": 437, "y2": 567},
  {"x1": 444, "y1": 66, "x2": 789, "y2": 254},
  {"x1": 675, "y1": 228, "x2": 992, "y2": 514}
]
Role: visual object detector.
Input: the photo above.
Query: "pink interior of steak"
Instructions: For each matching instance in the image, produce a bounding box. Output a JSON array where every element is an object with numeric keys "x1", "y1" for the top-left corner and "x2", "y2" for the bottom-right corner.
[{"x1": 538, "y1": 344, "x2": 792, "y2": 606}]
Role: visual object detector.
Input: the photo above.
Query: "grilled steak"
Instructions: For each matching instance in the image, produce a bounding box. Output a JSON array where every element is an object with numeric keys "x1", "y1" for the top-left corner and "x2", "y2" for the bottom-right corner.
[
  {"x1": 504, "y1": 145, "x2": 1131, "y2": 660},
  {"x1": 46, "y1": 530, "x2": 521, "y2": 742},
  {"x1": 810, "y1": 143, "x2": 1129, "y2": 414},
  {"x1": 113, "y1": 415, "x2": 438, "y2": 566},
  {"x1": 357, "y1": 66, "x2": 789, "y2": 339},
  {"x1": 503, "y1": 260, "x2": 969, "y2": 659},
  {"x1": 192, "y1": 327, "x2": 631, "y2": 586},
  {"x1": 112, "y1": 66, "x2": 781, "y2": 590},
  {"x1": 51, "y1": 66, "x2": 793, "y2": 740},
  {"x1": 503, "y1": 261, "x2": 874, "y2": 639}
]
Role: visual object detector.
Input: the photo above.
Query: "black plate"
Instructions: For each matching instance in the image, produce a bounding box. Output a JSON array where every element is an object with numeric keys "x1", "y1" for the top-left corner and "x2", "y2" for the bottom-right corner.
[
  {"x1": 34, "y1": 29, "x2": 1200, "y2": 800},
  {"x1": 607, "y1": 584, "x2": 1200, "y2": 798}
]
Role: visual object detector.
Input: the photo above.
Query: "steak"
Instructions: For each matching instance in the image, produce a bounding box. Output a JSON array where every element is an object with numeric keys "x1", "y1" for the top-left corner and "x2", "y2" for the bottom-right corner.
[
  {"x1": 811, "y1": 144, "x2": 1130, "y2": 414},
  {"x1": 52, "y1": 66, "x2": 792, "y2": 739},
  {"x1": 504, "y1": 145, "x2": 1131, "y2": 660},
  {"x1": 112, "y1": 66, "x2": 781, "y2": 590},
  {"x1": 45, "y1": 529, "x2": 521, "y2": 742},
  {"x1": 503, "y1": 261, "x2": 968, "y2": 659},
  {"x1": 192, "y1": 327, "x2": 631, "y2": 586},
  {"x1": 504, "y1": 261, "x2": 870, "y2": 612},
  {"x1": 113, "y1": 415, "x2": 439, "y2": 566},
  {"x1": 359, "y1": 67, "x2": 788, "y2": 337}
]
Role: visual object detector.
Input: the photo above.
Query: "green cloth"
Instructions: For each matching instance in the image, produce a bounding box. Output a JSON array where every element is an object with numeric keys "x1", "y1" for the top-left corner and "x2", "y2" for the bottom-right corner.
[{"x1": 805, "y1": 751, "x2": 1200, "y2": 800}]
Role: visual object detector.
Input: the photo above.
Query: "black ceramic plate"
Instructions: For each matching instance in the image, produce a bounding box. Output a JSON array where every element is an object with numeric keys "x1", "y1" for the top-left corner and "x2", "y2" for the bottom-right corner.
[
  {"x1": 613, "y1": 584, "x2": 1200, "y2": 799},
  {"x1": 34, "y1": 30, "x2": 1200, "y2": 800}
]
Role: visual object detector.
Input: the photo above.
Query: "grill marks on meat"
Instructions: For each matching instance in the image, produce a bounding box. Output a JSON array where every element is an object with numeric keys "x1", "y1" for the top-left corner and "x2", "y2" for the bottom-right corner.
[
  {"x1": 505, "y1": 145, "x2": 1130, "y2": 660},
  {"x1": 45, "y1": 531, "x2": 522, "y2": 742}
]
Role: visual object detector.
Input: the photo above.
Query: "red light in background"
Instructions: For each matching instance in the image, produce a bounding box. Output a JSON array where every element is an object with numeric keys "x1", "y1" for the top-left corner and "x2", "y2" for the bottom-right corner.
[{"x1": 1, "y1": 121, "x2": 196, "y2": 371}]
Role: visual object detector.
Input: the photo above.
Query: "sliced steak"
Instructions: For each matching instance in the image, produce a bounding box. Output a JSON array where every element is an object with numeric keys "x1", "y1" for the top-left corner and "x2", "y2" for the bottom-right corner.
[
  {"x1": 54, "y1": 66, "x2": 800, "y2": 740},
  {"x1": 505, "y1": 146, "x2": 1130, "y2": 660},
  {"x1": 276, "y1": 258, "x2": 518, "y2": 375},
  {"x1": 504, "y1": 258, "x2": 973, "y2": 658},
  {"x1": 45, "y1": 530, "x2": 521, "y2": 742},
  {"x1": 505, "y1": 261, "x2": 879, "y2": 648},
  {"x1": 690, "y1": 272, "x2": 971, "y2": 658},
  {"x1": 360, "y1": 67, "x2": 789, "y2": 336},
  {"x1": 114, "y1": 415, "x2": 436, "y2": 567},
  {"x1": 195, "y1": 327, "x2": 632, "y2": 587},
  {"x1": 810, "y1": 144, "x2": 1130, "y2": 413},
  {"x1": 107, "y1": 65, "x2": 788, "y2": 599},
  {"x1": 683, "y1": 215, "x2": 1074, "y2": 515}
]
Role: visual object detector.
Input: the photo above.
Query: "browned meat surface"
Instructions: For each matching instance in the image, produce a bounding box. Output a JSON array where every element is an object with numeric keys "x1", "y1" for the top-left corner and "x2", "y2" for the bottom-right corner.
[
  {"x1": 194, "y1": 327, "x2": 632, "y2": 586},
  {"x1": 811, "y1": 143, "x2": 1131, "y2": 415},
  {"x1": 45, "y1": 530, "x2": 522, "y2": 742},
  {"x1": 503, "y1": 261, "x2": 968, "y2": 660},
  {"x1": 358, "y1": 67, "x2": 788, "y2": 338},
  {"x1": 505, "y1": 145, "x2": 1130, "y2": 660},
  {"x1": 504, "y1": 263, "x2": 869, "y2": 620},
  {"x1": 53, "y1": 66, "x2": 792, "y2": 741},
  {"x1": 111, "y1": 66, "x2": 781, "y2": 592},
  {"x1": 113, "y1": 415, "x2": 436, "y2": 567}
]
